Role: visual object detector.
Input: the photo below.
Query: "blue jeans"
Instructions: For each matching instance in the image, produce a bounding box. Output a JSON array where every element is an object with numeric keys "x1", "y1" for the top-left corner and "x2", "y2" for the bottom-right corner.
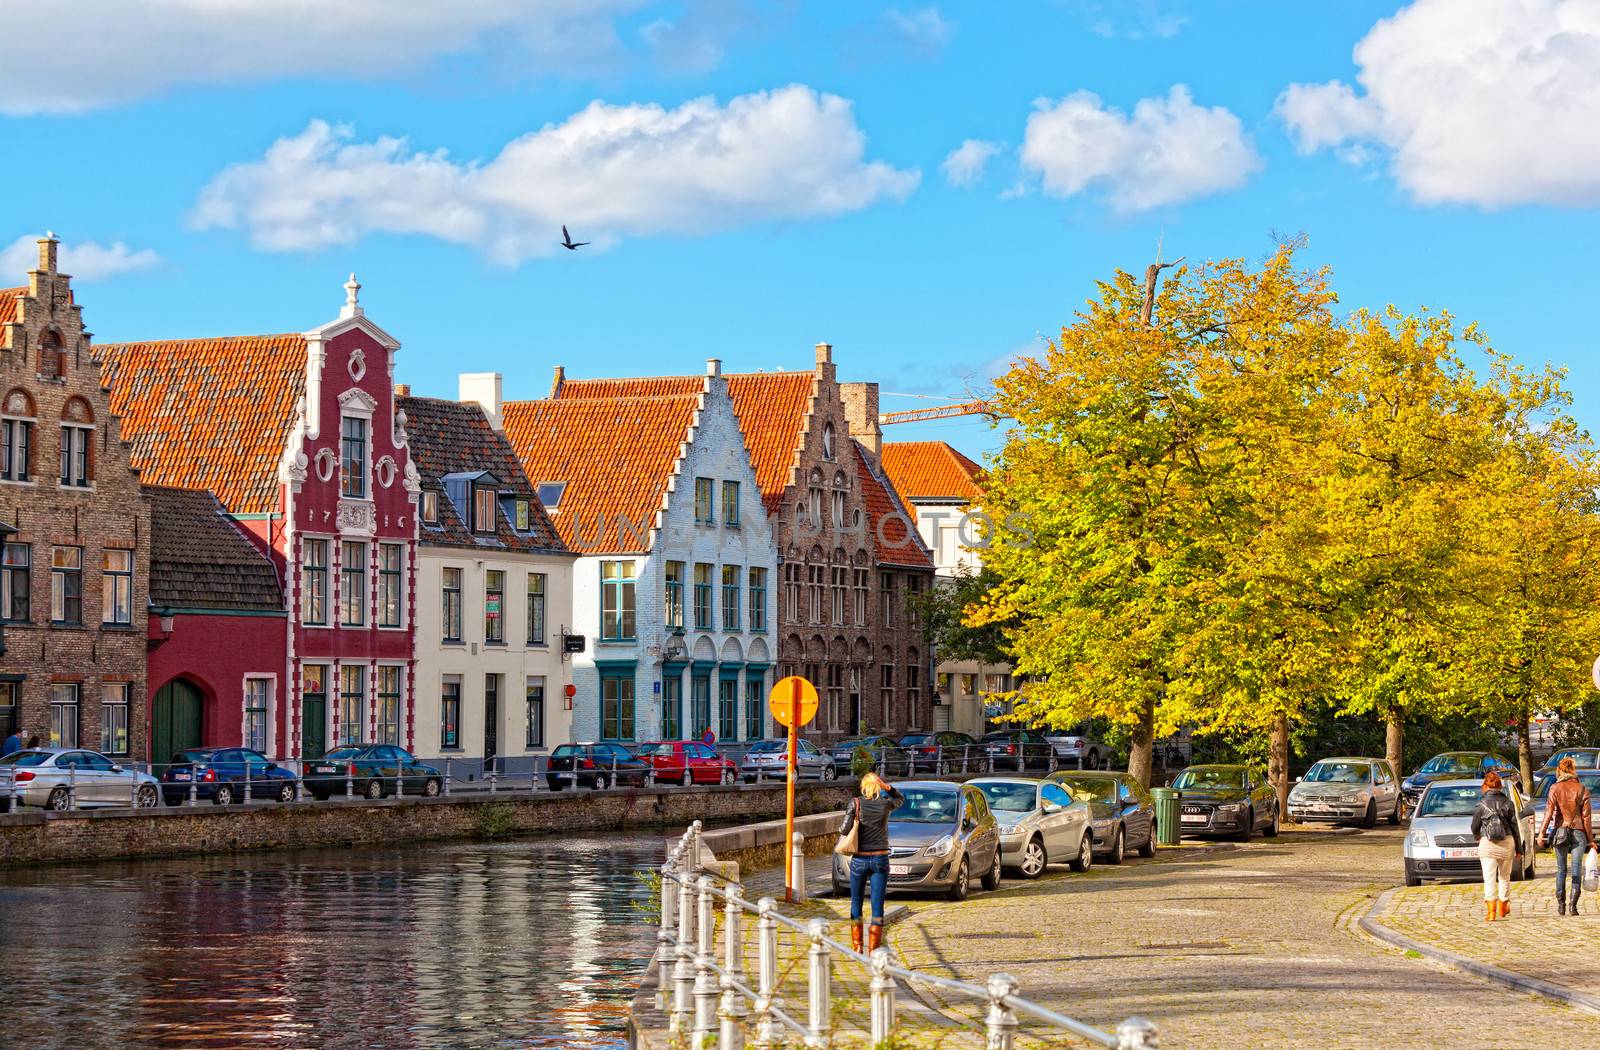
[
  {"x1": 849, "y1": 854, "x2": 889, "y2": 926},
  {"x1": 1555, "y1": 831, "x2": 1591, "y2": 894}
]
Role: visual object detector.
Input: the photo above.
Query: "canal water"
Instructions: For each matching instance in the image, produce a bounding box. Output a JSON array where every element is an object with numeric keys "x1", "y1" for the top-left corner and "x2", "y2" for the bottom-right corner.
[{"x1": 0, "y1": 833, "x2": 664, "y2": 1048}]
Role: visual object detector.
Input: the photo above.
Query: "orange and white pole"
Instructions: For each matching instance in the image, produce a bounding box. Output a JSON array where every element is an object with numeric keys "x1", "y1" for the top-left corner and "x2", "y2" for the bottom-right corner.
[{"x1": 784, "y1": 676, "x2": 800, "y2": 902}]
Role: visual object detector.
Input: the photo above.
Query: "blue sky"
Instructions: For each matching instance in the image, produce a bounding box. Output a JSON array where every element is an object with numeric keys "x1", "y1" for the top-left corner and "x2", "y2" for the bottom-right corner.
[{"x1": 4, "y1": 1, "x2": 1598, "y2": 460}]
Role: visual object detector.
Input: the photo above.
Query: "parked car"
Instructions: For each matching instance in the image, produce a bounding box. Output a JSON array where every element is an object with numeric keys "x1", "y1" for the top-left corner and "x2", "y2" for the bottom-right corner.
[
  {"x1": 1170, "y1": 764, "x2": 1280, "y2": 840},
  {"x1": 980, "y1": 730, "x2": 1058, "y2": 773},
  {"x1": 971, "y1": 777, "x2": 1094, "y2": 878},
  {"x1": 301, "y1": 745, "x2": 443, "y2": 800},
  {"x1": 739, "y1": 739, "x2": 837, "y2": 782},
  {"x1": 897, "y1": 731, "x2": 984, "y2": 775},
  {"x1": 159, "y1": 747, "x2": 300, "y2": 806},
  {"x1": 637, "y1": 740, "x2": 737, "y2": 786},
  {"x1": 1042, "y1": 729, "x2": 1105, "y2": 770},
  {"x1": 1533, "y1": 747, "x2": 1600, "y2": 791},
  {"x1": 1051, "y1": 770, "x2": 1157, "y2": 861},
  {"x1": 546, "y1": 743, "x2": 652, "y2": 790},
  {"x1": 1401, "y1": 751, "x2": 1516, "y2": 811},
  {"x1": 829, "y1": 780, "x2": 1001, "y2": 900},
  {"x1": 1404, "y1": 777, "x2": 1536, "y2": 886},
  {"x1": 826, "y1": 735, "x2": 911, "y2": 777},
  {"x1": 1531, "y1": 770, "x2": 1600, "y2": 836},
  {"x1": 1287, "y1": 757, "x2": 1403, "y2": 828},
  {"x1": 0, "y1": 748, "x2": 160, "y2": 810}
]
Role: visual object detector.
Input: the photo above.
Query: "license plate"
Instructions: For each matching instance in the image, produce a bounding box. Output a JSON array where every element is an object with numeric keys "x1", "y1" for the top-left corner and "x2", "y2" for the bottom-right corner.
[
  {"x1": 889, "y1": 864, "x2": 910, "y2": 876},
  {"x1": 173, "y1": 773, "x2": 191, "y2": 781},
  {"x1": 1308, "y1": 804, "x2": 1334, "y2": 812},
  {"x1": 1443, "y1": 848, "x2": 1477, "y2": 859},
  {"x1": 313, "y1": 766, "x2": 336, "y2": 774},
  {"x1": 1181, "y1": 813, "x2": 1207, "y2": 824}
]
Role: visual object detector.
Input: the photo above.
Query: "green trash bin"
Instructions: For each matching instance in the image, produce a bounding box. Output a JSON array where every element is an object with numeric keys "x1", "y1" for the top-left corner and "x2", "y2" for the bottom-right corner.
[{"x1": 1151, "y1": 786, "x2": 1182, "y2": 847}]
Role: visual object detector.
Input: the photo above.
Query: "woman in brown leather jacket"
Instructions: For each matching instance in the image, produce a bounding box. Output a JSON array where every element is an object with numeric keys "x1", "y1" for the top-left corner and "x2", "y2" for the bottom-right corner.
[{"x1": 1538, "y1": 757, "x2": 1593, "y2": 915}]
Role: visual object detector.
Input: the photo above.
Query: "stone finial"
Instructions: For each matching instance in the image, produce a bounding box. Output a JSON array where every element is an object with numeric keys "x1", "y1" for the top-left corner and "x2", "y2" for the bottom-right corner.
[
  {"x1": 342, "y1": 272, "x2": 362, "y2": 317},
  {"x1": 706, "y1": 358, "x2": 722, "y2": 379},
  {"x1": 815, "y1": 342, "x2": 832, "y2": 365},
  {"x1": 38, "y1": 231, "x2": 59, "y2": 273}
]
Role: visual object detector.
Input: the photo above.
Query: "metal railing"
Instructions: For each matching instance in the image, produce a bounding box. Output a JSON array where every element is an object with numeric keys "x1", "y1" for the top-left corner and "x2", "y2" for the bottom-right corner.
[{"x1": 654, "y1": 820, "x2": 1158, "y2": 1049}]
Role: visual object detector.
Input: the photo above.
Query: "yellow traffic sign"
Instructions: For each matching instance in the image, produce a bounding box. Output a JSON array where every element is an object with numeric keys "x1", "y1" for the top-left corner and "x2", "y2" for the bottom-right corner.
[{"x1": 769, "y1": 676, "x2": 819, "y2": 729}]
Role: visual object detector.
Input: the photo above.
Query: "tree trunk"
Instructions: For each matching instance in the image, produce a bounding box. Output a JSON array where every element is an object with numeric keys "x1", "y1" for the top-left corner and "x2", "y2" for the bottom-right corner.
[
  {"x1": 1127, "y1": 695, "x2": 1156, "y2": 789},
  {"x1": 1269, "y1": 712, "x2": 1291, "y2": 823},
  {"x1": 1385, "y1": 712, "x2": 1404, "y2": 779},
  {"x1": 1518, "y1": 712, "x2": 1534, "y2": 796}
]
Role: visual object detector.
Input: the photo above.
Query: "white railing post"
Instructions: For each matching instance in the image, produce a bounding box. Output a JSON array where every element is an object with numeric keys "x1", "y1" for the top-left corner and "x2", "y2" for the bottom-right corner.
[
  {"x1": 187, "y1": 776, "x2": 198, "y2": 807},
  {"x1": 1116, "y1": 1017, "x2": 1160, "y2": 1049},
  {"x1": 67, "y1": 765, "x2": 78, "y2": 810},
  {"x1": 444, "y1": 757, "x2": 453, "y2": 796},
  {"x1": 790, "y1": 832, "x2": 807, "y2": 903},
  {"x1": 693, "y1": 875, "x2": 719, "y2": 1042},
  {"x1": 244, "y1": 763, "x2": 252, "y2": 803},
  {"x1": 984, "y1": 974, "x2": 1018, "y2": 1050},
  {"x1": 672, "y1": 865, "x2": 696, "y2": 1031},
  {"x1": 751, "y1": 897, "x2": 782, "y2": 1050},
  {"x1": 806, "y1": 918, "x2": 831, "y2": 1047},
  {"x1": 689, "y1": 819, "x2": 704, "y2": 872},
  {"x1": 869, "y1": 947, "x2": 896, "y2": 1046},
  {"x1": 657, "y1": 850, "x2": 679, "y2": 1011},
  {"x1": 724, "y1": 885, "x2": 745, "y2": 980},
  {"x1": 718, "y1": 968, "x2": 749, "y2": 1050}
]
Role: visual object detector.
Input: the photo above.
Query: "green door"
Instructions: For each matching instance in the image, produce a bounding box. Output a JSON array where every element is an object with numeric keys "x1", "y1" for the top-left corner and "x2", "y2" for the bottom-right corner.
[
  {"x1": 302, "y1": 696, "x2": 327, "y2": 761},
  {"x1": 152, "y1": 679, "x2": 204, "y2": 773}
]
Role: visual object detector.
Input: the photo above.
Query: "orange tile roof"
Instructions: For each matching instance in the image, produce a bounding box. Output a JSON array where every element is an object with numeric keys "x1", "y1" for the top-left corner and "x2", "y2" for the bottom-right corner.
[
  {"x1": 95, "y1": 334, "x2": 308, "y2": 515},
  {"x1": 882, "y1": 441, "x2": 985, "y2": 505},
  {"x1": 502, "y1": 393, "x2": 700, "y2": 554},
  {"x1": 854, "y1": 440, "x2": 934, "y2": 569},
  {"x1": 555, "y1": 371, "x2": 816, "y2": 514},
  {"x1": 0, "y1": 286, "x2": 25, "y2": 325}
]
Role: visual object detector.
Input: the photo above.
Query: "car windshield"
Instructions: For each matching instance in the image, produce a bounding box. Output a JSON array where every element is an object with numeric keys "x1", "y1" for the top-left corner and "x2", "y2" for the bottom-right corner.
[
  {"x1": 552, "y1": 745, "x2": 580, "y2": 757},
  {"x1": 976, "y1": 782, "x2": 1038, "y2": 813},
  {"x1": 1173, "y1": 768, "x2": 1246, "y2": 790},
  {"x1": 1303, "y1": 761, "x2": 1370, "y2": 784},
  {"x1": 838, "y1": 738, "x2": 876, "y2": 750},
  {"x1": 1419, "y1": 754, "x2": 1480, "y2": 774},
  {"x1": 1548, "y1": 750, "x2": 1600, "y2": 769},
  {"x1": 0, "y1": 751, "x2": 52, "y2": 767},
  {"x1": 173, "y1": 749, "x2": 214, "y2": 763},
  {"x1": 980, "y1": 732, "x2": 1015, "y2": 742},
  {"x1": 748, "y1": 741, "x2": 783, "y2": 754},
  {"x1": 1055, "y1": 777, "x2": 1116, "y2": 802},
  {"x1": 1417, "y1": 784, "x2": 1483, "y2": 817},
  {"x1": 324, "y1": 748, "x2": 362, "y2": 761},
  {"x1": 900, "y1": 735, "x2": 932, "y2": 746},
  {"x1": 643, "y1": 743, "x2": 676, "y2": 757},
  {"x1": 893, "y1": 787, "x2": 962, "y2": 824},
  {"x1": 1539, "y1": 773, "x2": 1600, "y2": 799}
]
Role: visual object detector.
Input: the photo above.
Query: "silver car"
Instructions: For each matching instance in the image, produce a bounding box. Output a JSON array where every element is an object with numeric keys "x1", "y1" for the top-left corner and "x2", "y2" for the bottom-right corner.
[
  {"x1": 1044, "y1": 731, "x2": 1105, "y2": 770},
  {"x1": 830, "y1": 781, "x2": 1003, "y2": 901},
  {"x1": 1288, "y1": 756, "x2": 1404, "y2": 827},
  {"x1": 1403, "y1": 777, "x2": 1536, "y2": 886},
  {"x1": 739, "y1": 739, "x2": 837, "y2": 782},
  {"x1": 972, "y1": 777, "x2": 1094, "y2": 878},
  {"x1": 0, "y1": 748, "x2": 161, "y2": 810},
  {"x1": 1531, "y1": 770, "x2": 1600, "y2": 837}
]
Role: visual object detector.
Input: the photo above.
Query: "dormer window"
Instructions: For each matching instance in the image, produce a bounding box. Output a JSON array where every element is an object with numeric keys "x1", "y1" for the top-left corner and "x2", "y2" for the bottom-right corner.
[
  {"x1": 340, "y1": 416, "x2": 368, "y2": 498},
  {"x1": 537, "y1": 482, "x2": 566, "y2": 512},
  {"x1": 515, "y1": 500, "x2": 531, "y2": 531},
  {"x1": 473, "y1": 486, "x2": 498, "y2": 534},
  {"x1": 421, "y1": 491, "x2": 439, "y2": 524}
]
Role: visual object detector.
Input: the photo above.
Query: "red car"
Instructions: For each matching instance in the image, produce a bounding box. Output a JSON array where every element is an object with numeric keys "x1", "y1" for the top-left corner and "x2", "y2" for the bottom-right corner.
[{"x1": 637, "y1": 741, "x2": 737, "y2": 786}]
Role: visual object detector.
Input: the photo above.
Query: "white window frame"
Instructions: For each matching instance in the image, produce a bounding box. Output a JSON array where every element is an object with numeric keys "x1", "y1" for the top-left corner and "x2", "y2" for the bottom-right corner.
[
  {"x1": 377, "y1": 541, "x2": 406, "y2": 630},
  {"x1": 301, "y1": 535, "x2": 332, "y2": 627},
  {"x1": 374, "y1": 663, "x2": 405, "y2": 747},
  {"x1": 58, "y1": 423, "x2": 93, "y2": 489},
  {"x1": 241, "y1": 675, "x2": 277, "y2": 756}
]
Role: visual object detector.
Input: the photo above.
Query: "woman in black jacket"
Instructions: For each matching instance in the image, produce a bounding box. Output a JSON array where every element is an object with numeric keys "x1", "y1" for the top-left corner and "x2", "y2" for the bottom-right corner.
[
  {"x1": 840, "y1": 772, "x2": 903, "y2": 953},
  {"x1": 1471, "y1": 771, "x2": 1523, "y2": 921}
]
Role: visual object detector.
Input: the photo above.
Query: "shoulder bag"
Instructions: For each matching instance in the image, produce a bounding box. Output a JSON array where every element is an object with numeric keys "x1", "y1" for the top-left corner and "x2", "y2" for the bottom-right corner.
[{"x1": 835, "y1": 799, "x2": 861, "y2": 856}]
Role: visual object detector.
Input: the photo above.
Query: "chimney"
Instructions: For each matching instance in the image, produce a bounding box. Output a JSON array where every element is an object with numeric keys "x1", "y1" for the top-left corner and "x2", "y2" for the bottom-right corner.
[
  {"x1": 550, "y1": 365, "x2": 565, "y2": 398},
  {"x1": 706, "y1": 357, "x2": 722, "y2": 379},
  {"x1": 37, "y1": 231, "x2": 58, "y2": 274},
  {"x1": 459, "y1": 372, "x2": 504, "y2": 431},
  {"x1": 840, "y1": 381, "x2": 882, "y2": 460},
  {"x1": 814, "y1": 342, "x2": 835, "y2": 383},
  {"x1": 394, "y1": 384, "x2": 411, "y2": 397}
]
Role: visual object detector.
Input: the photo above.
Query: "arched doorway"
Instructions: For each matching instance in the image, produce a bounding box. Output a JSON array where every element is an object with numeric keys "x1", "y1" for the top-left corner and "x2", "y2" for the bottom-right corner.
[{"x1": 151, "y1": 679, "x2": 204, "y2": 770}]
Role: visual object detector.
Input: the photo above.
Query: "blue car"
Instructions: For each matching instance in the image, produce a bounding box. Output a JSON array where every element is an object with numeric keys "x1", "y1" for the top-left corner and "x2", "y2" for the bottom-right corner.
[
  {"x1": 160, "y1": 747, "x2": 300, "y2": 806},
  {"x1": 1400, "y1": 751, "x2": 1516, "y2": 811}
]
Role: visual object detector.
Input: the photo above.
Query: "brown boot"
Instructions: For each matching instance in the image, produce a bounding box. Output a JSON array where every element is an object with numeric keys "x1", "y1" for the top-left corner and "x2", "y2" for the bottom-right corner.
[
  {"x1": 1485, "y1": 900, "x2": 1497, "y2": 922},
  {"x1": 1499, "y1": 899, "x2": 1510, "y2": 919},
  {"x1": 850, "y1": 923, "x2": 863, "y2": 953},
  {"x1": 867, "y1": 924, "x2": 884, "y2": 953}
]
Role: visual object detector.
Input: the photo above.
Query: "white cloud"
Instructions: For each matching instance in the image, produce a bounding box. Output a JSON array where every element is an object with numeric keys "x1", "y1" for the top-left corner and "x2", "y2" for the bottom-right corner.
[
  {"x1": 1019, "y1": 86, "x2": 1259, "y2": 213},
  {"x1": 884, "y1": 7, "x2": 955, "y2": 56},
  {"x1": 1276, "y1": 0, "x2": 1600, "y2": 207},
  {"x1": 1, "y1": 235, "x2": 161, "y2": 282},
  {"x1": 942, "y1": 140, "x2": 1001, "y2": 188},
  {"x1": 0, "y1": 1, "x2": 642, "y2": 115},
  {"x1": 191, "y1": 86, "x2": 919, "y2": 263}
]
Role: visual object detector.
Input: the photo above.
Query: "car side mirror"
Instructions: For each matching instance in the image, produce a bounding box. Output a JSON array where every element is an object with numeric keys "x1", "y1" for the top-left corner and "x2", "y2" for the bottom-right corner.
[
  {"x1": 1041, "y1": 801, "x2": 1060, "y2": 814},
  {"x1": 110, "y1": 765, "x2": 123, "y2": 773},
  {"x1": 1293, "y1": 776, "x2": 1302, "y2": 783}
]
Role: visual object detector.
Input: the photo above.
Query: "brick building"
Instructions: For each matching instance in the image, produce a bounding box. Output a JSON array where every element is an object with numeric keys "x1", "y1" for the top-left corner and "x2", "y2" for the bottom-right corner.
[
  {"x1": 0, "y1": 235, "x2": 151, "y2": 757},
  {"x1": 97, "y1": 276, "x2": 418, "y2": 763},
  {"x1": 545, "y1": 343, "x2": 936, "y2": 740}
]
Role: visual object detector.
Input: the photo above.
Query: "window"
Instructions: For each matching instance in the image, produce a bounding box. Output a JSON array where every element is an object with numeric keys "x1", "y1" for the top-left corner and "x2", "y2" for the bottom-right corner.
[
  {"x1": 101, "y1": 549, "x2": 132, "y2": 625},
  {"x1": 58, "y1": 425, "x2": 91, "y2": 488},
  {"x1": 339, "y1": 665, "x2": 366, "y2": 746},
  {"x1": 525, "y1": 677, "x2": 545, "y2": 748},
  {"x1": 827, "y1": 665, "x2": 844, "y2": 731},
  {"x1": 661, "y1": 675, "x2": 683, "y2": 740},
  {"x1": 783, "y1": 564, "x2": 801, "y2": 623},
  {"x1": 376, "y1": 666, "x2": 401, "y2": 745},
  {"x1": 515, "y1": 500, "x2": 530, "y2": 531},
  {"x1": 907, "y1": 575, "x2": 923, "y2": 629},
  {"x1": 830, "y1": 566, "x2": 847, "y2": 626},
  {"x1": 0, "y1": 680, "x2": 17, "y2": 739},
  {"x1": 473, "y1": 486, "x2": 497, "y2": 534},
  {"x1": 693, "y1": 563, "x2": 713, "y2": 630},
  {"x1": 50, "y1": 546, "x2": 82, "y2": 625},
  {"x1": 1, "y1": 542, "x2": 29, "y2": 622},
  {"x1": 691, "y1": 676, "x2": 711, "y2": 736},
  {"x1": 721, "y1": 565, "x2": 740, "y2": 631},
  {"x1": 441, "y1": 676, "x2": 462, "y2": 749},
  {"x1": 807, "y1": 563, "x2": 824, "y2": 624},
  {"x1": 101, "y1": 683, "x2": 130, "y2": 756},
  {"x1": 600, "y1": 561, "x2": 637, "y2": 640},
  {"x1": 880, "y1": 665, "x2": 895, "y2": 725},
  {"x1": 368, "y1": 542, "x2": 401, "y2": 628},
  {"x1": 484, "y1": 569, "x2": 505, "y2": 643},
  {"x1": 302, "y1": 538, "x2": 328, "y2": 625},
  {"x1": 960, "y1": 673, "x2": 977, "y2": 696},
  {"x1": 243, "y1": 679, "x2": 269, "y2": 753},
  {"x1": 853, "y1": 568, "x2": 868, "y2": 627},
  {"x1": 340, "y1": 416, "x2": 368, "y2": 498},
  {"x1": 664, "y1": 561, "x2": 685, "y2": 629},
  {"x1": 601, "y1": 672, "x2": 635, "y2": 741},
  {"x1": 831, "y1": 490, "x2": 845, "y2": 529},
  {"x1": 744, "y1": 678, "x2": 763, "y2": 739},
  {"x1": 694, "y1": 477, "x2": 714, "y2": 524},
  {"x1": 808, "y1": 487, "x2": 823, "y2": 525},
  {"x1": 50, "y1": 682, "x2": 79, "y2": 748},
  {"x1": 719, "y1": 678, "x2": 738, "y2": 741},
  {"x1": 1, "y1": 417, "x2": 32, "y2": 481},
  {"x1": 442, "y1": 567, "x2": 463, "y2": 642},
  {"x1": 421, "y1": 490, "x2": 439, "y2": 524},
  {"x1": 879, "y1": 571, "x2": 895, "y2": 625},
  {"x1": 722, "y1": 481, "x2": 740, "y2": 526},
  {"x1": 907, "y1": 664, "x2": 921, "y2": 712},
  {"x1": 748, "y1": 567, "x2": 767, "y2": 632},
  {"x1": 526, "y1": 573, "x2": 547, "y2": 645},
  {"x1": 340, "y1": 541, "x2": 367, "y2": 626},
  {"x1": 822, "y1": 422, "x2": 835, "y2": 462}
]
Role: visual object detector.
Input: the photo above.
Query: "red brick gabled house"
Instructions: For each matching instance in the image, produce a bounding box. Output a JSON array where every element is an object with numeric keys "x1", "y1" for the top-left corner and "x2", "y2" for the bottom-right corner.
[{"x1": 97, "y1": 277, "x2": 419, "y2": 763}]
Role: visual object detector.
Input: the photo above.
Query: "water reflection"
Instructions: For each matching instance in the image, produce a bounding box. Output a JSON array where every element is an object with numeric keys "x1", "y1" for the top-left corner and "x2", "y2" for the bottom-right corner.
[{"x1": 0, "y1": 834, "x2": 664, "y2": 1048}]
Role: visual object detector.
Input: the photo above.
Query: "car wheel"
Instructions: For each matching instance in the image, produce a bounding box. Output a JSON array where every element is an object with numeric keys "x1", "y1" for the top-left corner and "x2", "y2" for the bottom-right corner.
[
  {"x1": 47, "y1": 787, "x2": 70, "y2": 811},
  {"x1": 1046, "y1": 754, "x2": 1059, "y2": 773},
  {"x1": 984, "y1": 758, "x2": 995, "y2": 774},
  {"x1": 364, "y1": 779, "x2": 384, "y2": 800},
  {"x1": 136, "y1": 785, "x2": 159, "y2": 808},
  {"x1": 1263, "y1": 807, "x2": 1280, "y2": 838},
  {"x1": 1234, "y1": 809, "x2": 1254, "y2": 842},
  {"x1": 981, "y1": 847, "x2": 1003, "y2": 890},
  {"x1": 1107, "y1": 826, "x2": 1125, "y2": 865},
  {"x1": 593, "y1": 772, "x2": 611, "y2": 791},
  {"x1": 947, "y1": 857, "x2": 971, "y2": 901},
  {"x1": 1138, "y1": 823, "x2": 1157, "y2": 858},
  {"x1": 681, "y1": 770, "x2": 694, "y2": 787},
  {"x1": 1070, "y1": 834, "x2": 1093, "y2": 873},
  {"x1": 1361, "y1": 800, "x2": 1377, "y2": 830},
  {"x1": 1388, "y1": 798, "x2": 1404, "y2": 826},
  {"x1": 1085, "y1": 750, "x2": 1100, "y2": 771},
  {"x1": 423, "y1": 778, "x2": 441, "y2": 798},
  {"x1": 1404, "y1": 869, "x2": 1421, "y2": 887},
  {"x1": 820, "y1": 764, "x2": 836, "y2": 781},
  {"x1": 937, "y1": 760, "x2": 951, "y2": 777},
  {"x1": 311, "y1": 791, "x2": 330, "y2": 802},
  {"x1": 277, "y1": 782, "x2": 296, "y2": 803},
  {"x1": 1018, "y1": 837, "x2": 1047, "y2": 879},
  {"x1": 214, "y1": 784, "x2": 235, "y2": 806}
]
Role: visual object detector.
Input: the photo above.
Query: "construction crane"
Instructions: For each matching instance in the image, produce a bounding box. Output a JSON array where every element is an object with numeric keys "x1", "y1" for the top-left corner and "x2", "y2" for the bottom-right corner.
[{"x1": 879, "y1": 400, "x2": 996, "y2": 426}]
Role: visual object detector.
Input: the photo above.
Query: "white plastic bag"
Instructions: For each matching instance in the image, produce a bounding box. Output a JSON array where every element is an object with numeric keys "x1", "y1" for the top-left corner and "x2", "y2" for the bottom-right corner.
[{"x1": 1584, "y1": 847, "x2": 1599, "y2": 893}]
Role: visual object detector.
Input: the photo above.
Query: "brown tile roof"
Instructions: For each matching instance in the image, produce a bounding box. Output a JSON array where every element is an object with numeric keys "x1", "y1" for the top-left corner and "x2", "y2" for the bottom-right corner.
[
  {"x1": 95, "y1": 334, "x2": 308, "y2": 515},
  {"x1": 146, "y1": 486, "x2": 284, "y2": 613},
  {"x1": 398, "y1": 395, "x2": 567, "y2": 554},
  {"x1": 881, "y1": 441, "x2": 985, "y2": 506},
  {"x1": 502, "y1": 393, "x2": 700, "y2": 554},
  {"x1": 853, "y1": 441, "x2": 935, "y2": 569},
  {"x1": 0, "y1": 286, "x2": 25, "y2": 324},
  {"x1": 555, "y1": 371, "x2": 816, "y2": 514}
]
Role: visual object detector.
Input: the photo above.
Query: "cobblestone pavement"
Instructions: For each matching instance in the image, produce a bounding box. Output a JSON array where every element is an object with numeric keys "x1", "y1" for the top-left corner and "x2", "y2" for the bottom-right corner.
[{"x1": 881, "y1": 827, "x2": 1599, "y2": 1049}]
